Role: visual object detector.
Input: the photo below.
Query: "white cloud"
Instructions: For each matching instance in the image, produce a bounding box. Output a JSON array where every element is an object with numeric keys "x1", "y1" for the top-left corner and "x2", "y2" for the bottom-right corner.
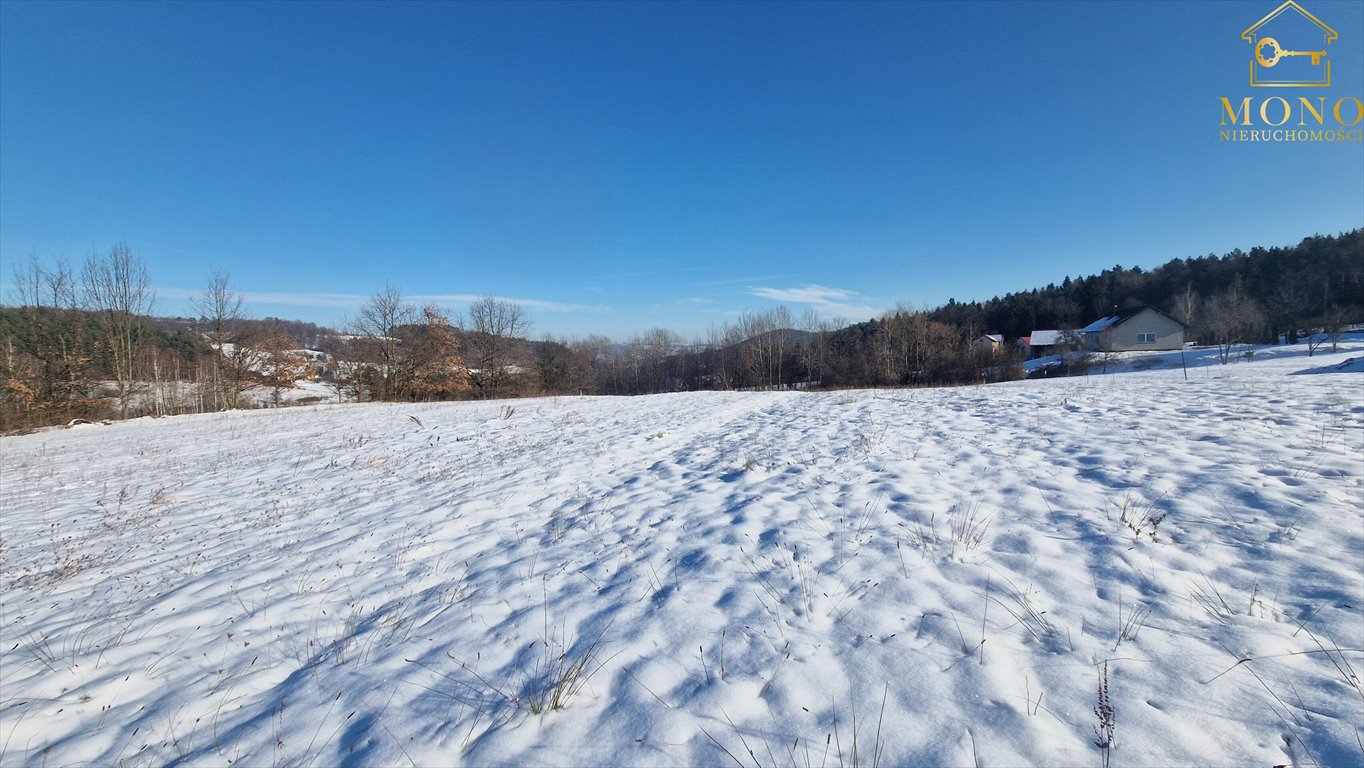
[
  {"x1": 751, "y1": 285, "x2": 855, "y2": 304},
  {"x1": 748, "y1": 283, "x2": 882, "y2": 321}
]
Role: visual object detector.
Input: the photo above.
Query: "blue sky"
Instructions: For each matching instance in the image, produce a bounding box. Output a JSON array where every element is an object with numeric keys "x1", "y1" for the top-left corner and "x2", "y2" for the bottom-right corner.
[{"x1": 2, "y1": 0, "x2": 1361, "y2": 339}]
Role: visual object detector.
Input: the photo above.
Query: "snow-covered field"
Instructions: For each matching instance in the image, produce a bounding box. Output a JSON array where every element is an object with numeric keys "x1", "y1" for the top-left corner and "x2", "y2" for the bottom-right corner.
[{"x1": 2, "y1": 344, "x2": 1361, "y2": 767}]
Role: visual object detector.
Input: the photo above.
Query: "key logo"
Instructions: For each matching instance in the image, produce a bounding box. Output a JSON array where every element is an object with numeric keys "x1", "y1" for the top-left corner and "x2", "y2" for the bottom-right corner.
[{"x1": 1243, "y1": 1, "x2": 1336, "y2": 87}]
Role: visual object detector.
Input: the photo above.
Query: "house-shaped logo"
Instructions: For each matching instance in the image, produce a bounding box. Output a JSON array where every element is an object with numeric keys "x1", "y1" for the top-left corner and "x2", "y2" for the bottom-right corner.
[{"x1": 1242, "y1": 1, "x2": 1337, "y2": 87}]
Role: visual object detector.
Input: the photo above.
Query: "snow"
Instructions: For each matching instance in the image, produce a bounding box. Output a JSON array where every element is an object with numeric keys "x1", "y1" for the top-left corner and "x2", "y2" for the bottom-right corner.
[
  {"x1": 2, "y1": 342, "x2": 1362, "y2": 767},
  {"x1": 1028, "y1": 330, "x2": 1069, "y2": 347},
  {"x1": 238, "y1": 379, "x2": 343, "y2": 408},
  {"x1": 1080, "y1": 316, "x2": 1121, "y2": 334}
]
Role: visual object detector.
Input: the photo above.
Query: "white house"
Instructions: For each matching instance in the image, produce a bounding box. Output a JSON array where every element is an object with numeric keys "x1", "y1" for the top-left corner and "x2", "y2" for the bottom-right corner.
[
  {"x1": 1021, "y1": 330, "x2": 1078, "y2": 359},
  {"x1": 1081, "y1": 306, "x2": 1186, "y2": 352}
]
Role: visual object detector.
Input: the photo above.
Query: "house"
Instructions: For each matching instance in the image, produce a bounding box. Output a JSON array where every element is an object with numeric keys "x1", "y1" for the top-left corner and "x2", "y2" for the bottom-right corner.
[
  {"x1": 975, "y1": 334, "x2": 1004, "y2": 353},
  {"x1": 1022, "y1": 330, "x2": 1077, "y2": 359},
  {"x1": 1080, "y1": 306, "x2": 1186, "y2": 352}
]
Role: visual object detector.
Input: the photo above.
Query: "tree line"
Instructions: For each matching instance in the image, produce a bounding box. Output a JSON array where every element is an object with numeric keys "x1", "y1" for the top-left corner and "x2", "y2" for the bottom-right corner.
[
  {"x1": 2, "y1": 229, "x2": 1359, "y2": 430},
  {"x1": 926, "y1": 229, "x2": 1362, "y2": 349},
  {"x1": 563, "y1": 229, "x2": 1361, "y2": 393}
]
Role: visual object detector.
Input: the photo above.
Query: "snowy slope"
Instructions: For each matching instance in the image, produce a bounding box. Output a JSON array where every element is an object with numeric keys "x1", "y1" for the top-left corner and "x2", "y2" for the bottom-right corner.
[{"x1": 1, "y1": 344, "x2": 1361, "y2": 767}]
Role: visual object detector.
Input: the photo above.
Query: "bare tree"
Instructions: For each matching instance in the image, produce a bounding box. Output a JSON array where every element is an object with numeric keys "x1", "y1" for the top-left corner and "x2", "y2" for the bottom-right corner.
[
  {"x1": 768, "y1": 305, "x2": 793, "y2": 388},
  {"x1": 737, "y1": 309, "x2": 792, "y2": 389},
  {"x1": 699, "y1": 322, "x2": 752, "y2": 392},
  {"x1": 11, "y1": 254, "x2": 77, "y2": 309},
  {"x1": 1204, "y1": 285, "x2": 1265, "y2": 364},
  {"x1": 464, "y1": 296, "x2": 530, "y2": 398},
  {"x1": 1171, "y1": 283, "x2": 1199, "y2": 331},
  {"x1": 192, "y1": 270, "x2": 249, "y2": 409},
  {"x1": 571, "y1": 335, "x2": 616, "y2": 394},
  {"x1": 795, "y1": 308, "x2": 835, "y2": 387},
  {"x1": 6, "y1": 256, "x2": 94, "y2": 422},
  {"x1": 1307, "y1": 304, "x2": 1355, "y2": 356},
  {"x1": 144, "y1": 345, "x2": 189, "y2": 416},
  {"x1": 534, "y1": 334, "x2": 585, "y2": 394},
  {"x1": 82, "y1": 243, "x2": 155, "y2": 418},
  {"x1": 870, "y1": 313, "x2": 899, "y2": 385},
  {"x1": 348, "y1": 284, "x2": 414, "y2": 401},
  {"x1": 634, "y1": 327, "x2": 682, "y2": 393}
]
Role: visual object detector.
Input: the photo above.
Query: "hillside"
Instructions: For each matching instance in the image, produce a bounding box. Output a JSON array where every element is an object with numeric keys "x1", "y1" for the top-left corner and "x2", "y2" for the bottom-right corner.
[
  {"x1": 2, "y1": 340, "x2": 1360, "y2": 766},
  {"x1": 929, "y1": 229, "x2": 1364, "y2": 342}
]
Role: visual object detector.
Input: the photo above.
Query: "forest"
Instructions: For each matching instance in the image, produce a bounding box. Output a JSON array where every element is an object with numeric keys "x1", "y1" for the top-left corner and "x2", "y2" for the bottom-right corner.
[{"x1": 2, "y1": 229, "x2": 1360, "y2": 430}]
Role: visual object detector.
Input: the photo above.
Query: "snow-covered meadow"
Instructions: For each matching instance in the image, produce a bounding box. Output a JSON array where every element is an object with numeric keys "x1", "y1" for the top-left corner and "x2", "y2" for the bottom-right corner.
[{"x1": 2, "y1": 344, "x2": 1361, "y2": 767}]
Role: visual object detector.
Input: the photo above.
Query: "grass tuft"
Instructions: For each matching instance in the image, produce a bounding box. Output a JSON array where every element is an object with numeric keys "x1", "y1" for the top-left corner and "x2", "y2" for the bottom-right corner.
[
  {"x1": 1093, "y1": 662, "x2": 1115, "y2": 768},
  {"x1": 1112, "y1": 491, "x2": 1167, "y2": 541}
]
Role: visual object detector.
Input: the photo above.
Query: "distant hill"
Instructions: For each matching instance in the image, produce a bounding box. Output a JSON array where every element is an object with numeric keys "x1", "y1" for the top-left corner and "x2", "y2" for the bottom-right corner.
[{"x1": 725, "y1": 328, "x2": 817, "y2": 352}]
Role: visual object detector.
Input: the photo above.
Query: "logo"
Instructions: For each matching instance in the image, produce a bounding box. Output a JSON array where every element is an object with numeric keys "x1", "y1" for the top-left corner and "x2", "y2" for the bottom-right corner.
[
  {"x1": 1242, "y1": 1, "x2": 1336, "y2": 87},
  {"x1": 1218, "y1": 1, "x2": 1361, "y2": 143}
]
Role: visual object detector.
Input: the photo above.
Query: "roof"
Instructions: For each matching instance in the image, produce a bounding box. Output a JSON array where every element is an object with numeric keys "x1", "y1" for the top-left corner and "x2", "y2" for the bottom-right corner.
[
  {"x1": 1081, "y1": 305, "x2": 1146, "y2": 334},
  {"x1": 980, "y1": 334, "x2": 1004, "y2": 343},
  {"x1": 1241, "y1": 1, "x2": 1337, "y2": 42},
  {"x1": 1029, "y1": 330, "x2": 1067, "y2": 346},
  {"x1": 1081, "y1": 316, "x2": 1118, "y2": 334},
  {"x1": 1081, "y1": 305, "x2": 1185, "y2": 334}
]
